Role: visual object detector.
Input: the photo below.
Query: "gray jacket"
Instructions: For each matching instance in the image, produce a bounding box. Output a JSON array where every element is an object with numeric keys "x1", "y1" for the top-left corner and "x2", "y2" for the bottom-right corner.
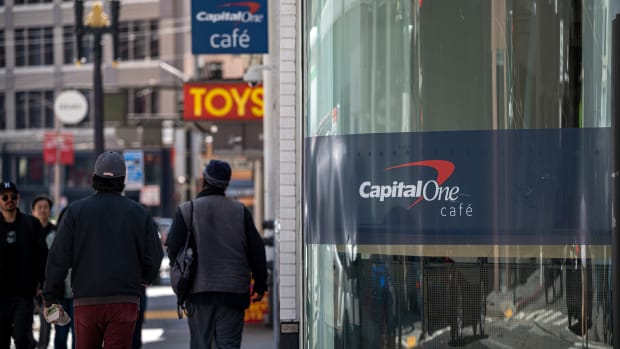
[{"x1": 180, "y1": 195, "x2": 250, "y2": 295}]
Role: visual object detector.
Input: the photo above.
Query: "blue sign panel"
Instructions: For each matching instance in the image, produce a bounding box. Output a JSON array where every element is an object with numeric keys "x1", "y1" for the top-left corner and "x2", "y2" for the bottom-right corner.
[
  {"x1": 191, "y1": 0, "x2": 268, "y2": 54},
  {"x1": 304, "y1": 128, "x2": 612, "y2": 245},
  {"x1": 123, "y1": 150, "x2": 144, "y2": 191}
]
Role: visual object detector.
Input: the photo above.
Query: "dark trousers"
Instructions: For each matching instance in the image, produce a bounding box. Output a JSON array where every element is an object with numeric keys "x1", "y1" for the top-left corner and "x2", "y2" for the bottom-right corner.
[
  {"x1": 54, "y1": 299, "x2": 75, "y2": 349},
  {"x1": 74, "y1": 303, "x2": 138, "y2": 349},
  {"x1": 188, "y1": 303, "x2": 245, "y2": 349},
  {"x1": 36, "y1": 297, "x2": 50, "y2": 349},
  {"x1": 0, "y1": 297, "x2": 34, "y2": 349},
  {"x1": 131, "y1": 289, "x2": 146, "y2": 349}
]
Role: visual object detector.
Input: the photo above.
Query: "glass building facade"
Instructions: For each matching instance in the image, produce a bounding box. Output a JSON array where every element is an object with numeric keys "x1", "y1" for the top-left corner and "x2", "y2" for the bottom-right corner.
[{"x1": 303, "y1": 1, "x2": 615, "y2": 348}]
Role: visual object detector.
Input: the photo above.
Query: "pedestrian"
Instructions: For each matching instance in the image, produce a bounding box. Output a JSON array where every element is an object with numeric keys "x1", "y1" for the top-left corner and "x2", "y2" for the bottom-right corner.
[
  {"x1": 166, "y1": 159, "x2": 267, "y2": 349},
  {"x1": 43, "y1": 151, "x2": 164, "y2": 349},
  {"x1": 0, "y1": 181, "x2": 48, "y2": 349},
  {"x1": 30, "y1": 195, "x2": 56, "y2": 349},
  {"x1": 36, "y1": 202, "x2": 74, "y2": 349}
]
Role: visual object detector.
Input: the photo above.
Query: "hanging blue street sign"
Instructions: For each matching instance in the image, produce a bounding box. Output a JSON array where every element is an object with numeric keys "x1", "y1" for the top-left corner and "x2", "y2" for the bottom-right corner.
[{"x1": 191, "y1": 0, "x2": 269, "y2": 54}]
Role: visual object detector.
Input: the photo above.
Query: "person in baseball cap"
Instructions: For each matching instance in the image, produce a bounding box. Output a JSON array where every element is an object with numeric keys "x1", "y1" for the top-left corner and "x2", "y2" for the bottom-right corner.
[
  {"x1": 0, "y1": 181, "x2": 19, "y2": 211},
  {"x1": 91, "y1": 151, "x2": 127, "y2": 193},
  {"x1": 93, "y1": 151, "x2": 126, "y2": 179},
  {"x1": 0, "y1": 180, "x2": 18, "y2": 194},
  {"x1": 0, "y1": 179, "x2": 47, "y2": 349},
  {"x1": 43, "y1": 150, "x2": 163, "y2": 348}
]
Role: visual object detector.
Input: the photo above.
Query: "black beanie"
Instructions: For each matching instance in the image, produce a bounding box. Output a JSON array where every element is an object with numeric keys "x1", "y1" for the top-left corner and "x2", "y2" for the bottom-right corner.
[{"x1": 203, "y1": 160, "x2": 231, "y2": 189}]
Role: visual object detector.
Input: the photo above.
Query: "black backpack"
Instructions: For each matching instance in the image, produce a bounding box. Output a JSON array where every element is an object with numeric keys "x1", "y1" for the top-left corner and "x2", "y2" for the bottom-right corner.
[{"x1": 170, "y1": 200, "x2": 196, "y2": 319}]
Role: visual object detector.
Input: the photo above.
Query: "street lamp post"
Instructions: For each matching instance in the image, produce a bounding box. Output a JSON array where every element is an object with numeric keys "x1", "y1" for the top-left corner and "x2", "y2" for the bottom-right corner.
[{"x1": 74, "y1": 0, "x2": 120, "y2": 158}]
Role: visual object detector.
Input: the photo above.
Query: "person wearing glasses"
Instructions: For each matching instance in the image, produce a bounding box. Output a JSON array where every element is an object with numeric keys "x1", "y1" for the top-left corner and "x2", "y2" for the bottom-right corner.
[{"x1": 0, "y1": 181, "x2": 48, "y2": 349}]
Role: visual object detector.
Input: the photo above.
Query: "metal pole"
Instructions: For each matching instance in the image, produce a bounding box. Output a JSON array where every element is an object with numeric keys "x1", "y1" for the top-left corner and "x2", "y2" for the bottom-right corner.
[
  {"x1": 611, "y1": 14, "x2": 620, "y2": 349},
  {"x1": 93, "y1": 30, "x2": 104, "y2": 157}
]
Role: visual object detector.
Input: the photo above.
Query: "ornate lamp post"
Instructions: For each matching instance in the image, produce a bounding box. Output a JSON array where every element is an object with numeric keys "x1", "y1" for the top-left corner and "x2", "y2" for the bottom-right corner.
[{"x1": 74, "y1": 0, "x2": 120, "y2": 158}]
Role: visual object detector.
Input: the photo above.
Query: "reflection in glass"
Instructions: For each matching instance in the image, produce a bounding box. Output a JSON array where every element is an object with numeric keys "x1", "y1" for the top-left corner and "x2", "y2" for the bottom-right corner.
[{"x1": 304, "y1": 1, "x2": 614, "y2": 348}]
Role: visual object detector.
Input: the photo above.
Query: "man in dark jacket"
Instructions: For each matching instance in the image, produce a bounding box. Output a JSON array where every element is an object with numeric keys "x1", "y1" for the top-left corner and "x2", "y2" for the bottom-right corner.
[
  {"x1": 0, "y1": 181, "x2": 48, "y2": 349},
  {"x1": 43, "y1": 151, "x2": 164, "y2": 349},
  {"x1": 166, "y1": 160, "x2": 267, "y2": 349},
  {"x1": 31, "y1": 194, "x2": 57, "y2": 349}
]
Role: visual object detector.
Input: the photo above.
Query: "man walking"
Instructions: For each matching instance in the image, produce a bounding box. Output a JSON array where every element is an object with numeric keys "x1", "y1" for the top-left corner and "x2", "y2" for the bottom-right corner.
[
  {"x1": 43, "y1": 151, "x2": 164, "y2": 349},
  {"x1": 167, "y1": 160, "x2": 267, "y2": 349},
  {"x1": 31, "y1": 195, "x2": 56, "y2": 349},
  {"x1": 0, "y1": 181, "x2": 48, "y2": 349}
]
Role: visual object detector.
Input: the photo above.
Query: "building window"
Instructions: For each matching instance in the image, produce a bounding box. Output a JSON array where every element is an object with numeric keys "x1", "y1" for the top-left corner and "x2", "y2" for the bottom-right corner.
[
  {"x1": 15, "y1": 27, "x2": 53, "y2": 67},
  {"x1": 14, "y1": 0, "x2": 53, "y2": 4},
  {"x1": 15, "y1": 90, "x2": 54, "y2": 129},
  {"x1": 63, "y1": 25, "x2": 91, "y2": 64},
  {"x1": 149, "y1": 20, "x2": 159, "y2": 59},
  {"x1": 119, "y1": 20, "x2": 159, "y2": 61},
  {"x1": 0, "y1": 31, "x2": 5, "y2": 68},
  {"x1": 130, "y1": 88, "x2": 159, "y2": 115},
  {"x1": 0, "y1": 94, "x2": 5, "y2": 130}
]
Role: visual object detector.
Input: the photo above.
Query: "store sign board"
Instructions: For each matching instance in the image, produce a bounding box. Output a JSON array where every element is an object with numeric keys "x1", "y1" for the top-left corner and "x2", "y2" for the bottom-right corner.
[
  {"x1": 183, "y1": 82, "x2": 263, "y2": 121},
  {"x1": 191, "y1": 0, "x2": 268, "y2": 54},
  {"x1": 304, "y1": 128, "x2": 612, "y2": 245}
]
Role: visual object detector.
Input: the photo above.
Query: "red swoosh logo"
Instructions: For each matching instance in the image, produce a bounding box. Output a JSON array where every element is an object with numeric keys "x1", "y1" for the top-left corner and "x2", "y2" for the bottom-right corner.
[
  {"x1": 221, "y1": 1, "x2": 261, "y2": 13},
  {"x1": 384, "y1": 160, "x2": 455, "y2": 208}
]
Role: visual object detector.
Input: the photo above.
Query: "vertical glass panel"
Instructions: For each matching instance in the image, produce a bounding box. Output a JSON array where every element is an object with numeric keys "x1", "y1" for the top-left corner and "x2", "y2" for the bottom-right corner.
[
  {"x1": 28, "y1": 92, "x2": 42, "y2": 128},
  {"x1": 0, "y1": 94, "x2": 5, "y2": 130},
  {"x1": 149, "y1": 20, "x2": 159, "y2": 58},
  {"x1": 28, "y1": 28, "x2": 42, "y2": 66},
  {"x1": 63, "y1": 26, "x2": 74, "y2": 64},
  {"x1": 44, "y1": 91, "x2": 54, "y2": 128},
  {"x1": 132, "y1": 22, "x2": 146, "y2": 60},
  {"x1": 43, "y1": 27, "x2": 53, "y2": 65},
  {"x1": 0, "y1": 30, "x2": 5, "y2": 68},
  {"x1": 119, "y1": 23, "x2": 129, "y2": 61},
  {"x1": 15, "y1": 29, "x2": 25, "y2": 67},
  {"x1": 15, "y1": 92, "x2": 26, "y2": 129},
  {"x1": 304, "y1": 1, "x2": 614, "y2": 348}
]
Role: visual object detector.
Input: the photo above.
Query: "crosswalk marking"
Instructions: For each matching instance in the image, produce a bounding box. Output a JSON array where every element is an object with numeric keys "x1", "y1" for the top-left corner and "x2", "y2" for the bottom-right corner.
[
  {"x1": 146, "y1": 285, "x2": 175, "y2": 298},
  {"x1": 552, "y1": 317, "x2": 568, "y2": 326},
  {"x1": 143, "y1": 328, "x2": 165, "y2": 344},
  {"x1": 525, "y1": 309, "x2": 548, "y2": 321},
  {"x1": 538, "y1": 311, "x2": 563, "y2": 323},
  {"x1": 533, "y1": 310, "x2": 555, "y2": 322}
]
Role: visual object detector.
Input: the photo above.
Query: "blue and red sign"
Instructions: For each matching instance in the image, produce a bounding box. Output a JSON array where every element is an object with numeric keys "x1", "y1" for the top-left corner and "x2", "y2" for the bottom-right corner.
[
  {"x1": 305, "y1": 128, "x2": 612, "y2": 245},
  {"x1": 191, "y1": 0, "x2": 268, "y2": 54}
]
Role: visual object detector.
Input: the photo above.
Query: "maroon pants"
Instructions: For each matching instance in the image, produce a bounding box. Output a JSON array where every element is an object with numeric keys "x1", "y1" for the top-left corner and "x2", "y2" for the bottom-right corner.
[{"x1": 74, "y1": 303, "x2": 139, "y2": 349}]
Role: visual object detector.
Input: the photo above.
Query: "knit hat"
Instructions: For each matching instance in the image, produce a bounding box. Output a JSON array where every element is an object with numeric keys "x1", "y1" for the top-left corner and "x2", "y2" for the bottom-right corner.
[
  {"x1": 94, "y1": 151, "x2": 126, "y2": 178},
  {"x1": 0, "y1": 181, "x2": 18, "y2": 193},
  {"x1": 203, "y1": 160, "x2": 231, "y2": 189}
]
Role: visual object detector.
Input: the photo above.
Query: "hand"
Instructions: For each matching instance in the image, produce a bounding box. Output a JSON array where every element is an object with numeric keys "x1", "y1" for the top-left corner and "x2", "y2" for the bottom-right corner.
[
  {"x1": 43, "y1": 304, "x2": 65, "y2": 324},
  {"x1": 251, "y1": 291, "x2": 264, "y2": 303}
]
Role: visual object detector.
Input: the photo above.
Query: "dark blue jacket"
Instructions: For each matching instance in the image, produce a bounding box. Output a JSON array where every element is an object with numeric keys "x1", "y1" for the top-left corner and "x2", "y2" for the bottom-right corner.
[{"x1": 44, "y1": 192, "x2": 163, "y2": 305}]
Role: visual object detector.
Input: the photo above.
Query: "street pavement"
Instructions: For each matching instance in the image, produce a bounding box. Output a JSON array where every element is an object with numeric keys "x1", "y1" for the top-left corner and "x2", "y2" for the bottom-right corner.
[
  {"x1": 22, "y1": 285, "x2": 275, "y2": 349},
  {"x1": 142, "y1": 286, "x2": 275, "y2": 349}
]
